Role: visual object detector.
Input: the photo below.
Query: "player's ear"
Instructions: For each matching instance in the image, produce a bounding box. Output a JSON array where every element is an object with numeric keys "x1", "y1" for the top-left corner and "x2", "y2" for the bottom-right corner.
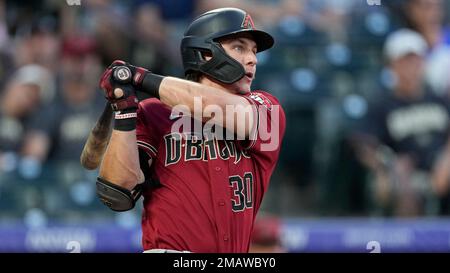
[{"x1": 201, "y1": 50, "x2": 212, "y2": 61}]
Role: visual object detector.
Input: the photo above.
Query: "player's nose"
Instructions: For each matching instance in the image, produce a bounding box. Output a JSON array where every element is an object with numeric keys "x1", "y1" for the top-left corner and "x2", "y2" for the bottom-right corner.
[{"x1": 245, "y1": 52, "x2": 257, "y2": 66}]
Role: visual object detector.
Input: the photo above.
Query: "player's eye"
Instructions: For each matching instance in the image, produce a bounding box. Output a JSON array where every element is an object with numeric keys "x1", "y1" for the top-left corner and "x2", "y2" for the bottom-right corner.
[{"x1": 233, "y1": 45, "x2": 244, "y2": 53}]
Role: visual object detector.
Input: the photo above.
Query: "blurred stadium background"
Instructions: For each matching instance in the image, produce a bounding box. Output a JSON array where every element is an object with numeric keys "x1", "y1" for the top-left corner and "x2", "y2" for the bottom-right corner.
[{"x1": 1, "y1": 0, "x2": 450, "y2": 253}]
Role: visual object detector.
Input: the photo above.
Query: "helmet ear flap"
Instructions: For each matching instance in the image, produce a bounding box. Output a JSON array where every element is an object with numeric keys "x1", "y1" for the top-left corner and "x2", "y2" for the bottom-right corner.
[
  {"x1": 181, "y1": 38, "x2": 245, "y2": 84},
  {"x1": 198, "y1": 42, "x2": 245, "y2": 84}
]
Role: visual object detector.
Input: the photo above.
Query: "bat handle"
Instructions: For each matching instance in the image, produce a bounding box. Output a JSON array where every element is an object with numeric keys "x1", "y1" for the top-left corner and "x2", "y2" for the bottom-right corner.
[
  {"x1": 80, "y1": 103, "x2": 113, "y2": 170},
  {"x1": 92, "y1": 103, "x2": 113, "y2": 136}
]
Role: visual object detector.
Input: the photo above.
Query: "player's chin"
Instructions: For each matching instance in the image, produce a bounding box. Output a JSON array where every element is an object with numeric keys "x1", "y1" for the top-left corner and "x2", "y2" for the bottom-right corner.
[
  {"x1": 236, "y1": 83, "x2": 251, "y2": 94},
  {"x1": 238, "y1": 88, "x2": 250, "y2": 95}
]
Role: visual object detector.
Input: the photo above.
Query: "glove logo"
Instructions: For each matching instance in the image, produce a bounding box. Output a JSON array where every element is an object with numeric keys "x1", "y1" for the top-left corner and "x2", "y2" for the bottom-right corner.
[{"x1": 114, "y1": 66, "x2": 132, "y2": 83}]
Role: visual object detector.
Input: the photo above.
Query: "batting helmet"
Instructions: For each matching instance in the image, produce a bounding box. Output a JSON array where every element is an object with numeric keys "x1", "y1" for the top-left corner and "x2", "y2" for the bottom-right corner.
[{"x1": 181, "y1": 7, "x2": 274, "y2": 84}]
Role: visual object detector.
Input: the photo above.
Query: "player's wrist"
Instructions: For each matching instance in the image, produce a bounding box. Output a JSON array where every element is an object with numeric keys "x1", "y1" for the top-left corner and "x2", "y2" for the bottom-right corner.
[
  {"x1": 114, "y1": 108, "x2": 137, "y2": 131},
  {"x1": 129, "y1": 65, "x2": 148, "y2": 87},
  {"x1": 140, "y1": 72, "x2": 164, "y2": 99}
]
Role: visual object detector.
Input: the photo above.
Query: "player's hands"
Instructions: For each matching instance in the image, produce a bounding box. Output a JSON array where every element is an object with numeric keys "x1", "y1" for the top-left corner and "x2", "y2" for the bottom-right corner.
[
  {"x1": 106, "y1": 60, "x2": 162, "y2": 99},
  {"x1": 99, "y1": 60, "x2": 139, "y2": 112},
  {"x1": 99, "y1": 60, "x2": 140, "y2": 131}
]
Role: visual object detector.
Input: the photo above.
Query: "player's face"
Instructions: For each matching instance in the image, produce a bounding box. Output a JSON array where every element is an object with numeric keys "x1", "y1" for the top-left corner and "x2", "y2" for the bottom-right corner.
[{"x1": 220, "y1": 35, "x2": 258, "y2": 94}]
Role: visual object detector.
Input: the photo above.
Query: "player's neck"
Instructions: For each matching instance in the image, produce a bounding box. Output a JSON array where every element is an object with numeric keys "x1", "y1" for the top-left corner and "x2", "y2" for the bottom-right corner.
[{"x1": 199, "y1": 75, "x2": 239, "y2": 95}]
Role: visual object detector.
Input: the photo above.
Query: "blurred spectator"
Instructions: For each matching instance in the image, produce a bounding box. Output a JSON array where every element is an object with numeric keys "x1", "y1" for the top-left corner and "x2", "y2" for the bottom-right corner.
[
  {"x1": 0, "y1": 64, "x2": 55, "y2": 175},
  {"x1": 10, "y1": 8, "x2": 60, "y2": 72},
  {"x1": 353, "y1": 29, "x2": 450, "y2": 216},
  {"x1": 59, "y1": 0, "x2": 132, "y2": 66},
  {"x1": 21, "y1": 34, "x2": 103, "y2": 167},
  {"x1": 249, "y1": 214, "x2": 285, "y2": 253},
  {"x1": 402, "y1": 0, "x2": 450, "y2": 98},
  {"x1": 0, "y1": 0, "x2": 14, "y2": 91},
  {"x1": 129, "y1": 3, "x2": 175, "y2": 75},
  {"x1": 309, "y1": 0, "x2": 354, "y2": 42},
  {"x1": 133, "y1": 0, "x2": 195, "y2": 22},
  {"x1": 61, "y1": 34, "x2": 98, "y2": 77}
]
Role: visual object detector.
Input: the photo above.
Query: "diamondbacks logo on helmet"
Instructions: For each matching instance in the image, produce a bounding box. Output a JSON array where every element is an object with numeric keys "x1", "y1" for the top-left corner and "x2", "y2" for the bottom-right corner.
[{"x1": 241, "y1": 14, "x2": 255, "y2": 30}]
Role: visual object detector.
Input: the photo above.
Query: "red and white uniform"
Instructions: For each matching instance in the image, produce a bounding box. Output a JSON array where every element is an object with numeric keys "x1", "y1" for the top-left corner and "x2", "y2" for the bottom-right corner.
[{"x1": 136, "y1": 90, "x2": 286, "y2": 253}]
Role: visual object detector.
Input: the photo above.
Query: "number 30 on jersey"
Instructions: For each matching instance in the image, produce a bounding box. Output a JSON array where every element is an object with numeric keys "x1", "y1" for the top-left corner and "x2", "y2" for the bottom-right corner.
[{"x1": 229, "y1": 173, "x2": 254, "y2": 212}]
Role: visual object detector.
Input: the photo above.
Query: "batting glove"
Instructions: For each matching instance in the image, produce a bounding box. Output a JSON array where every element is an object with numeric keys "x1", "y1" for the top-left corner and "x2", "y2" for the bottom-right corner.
[{"x1": 99, "y1": 60, "x2": 139, "y2": 131}]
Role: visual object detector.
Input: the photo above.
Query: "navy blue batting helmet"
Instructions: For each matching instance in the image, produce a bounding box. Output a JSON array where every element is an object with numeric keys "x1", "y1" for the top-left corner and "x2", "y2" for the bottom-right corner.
[{"x1": 181, "y1": 8, "x2": 274, "y2": 84}]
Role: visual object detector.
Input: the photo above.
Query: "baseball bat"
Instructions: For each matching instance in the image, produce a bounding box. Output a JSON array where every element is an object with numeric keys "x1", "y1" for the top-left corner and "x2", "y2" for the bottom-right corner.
[{"x1": 80, "y1": 102, "x2": 113, "y2": 170}]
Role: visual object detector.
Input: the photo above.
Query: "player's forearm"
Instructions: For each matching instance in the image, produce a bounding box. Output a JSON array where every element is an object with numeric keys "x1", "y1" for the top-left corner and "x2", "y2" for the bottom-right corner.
[
  {"x1": 158, "y1": 76, "x2": 254, "y2": 137},
  {"x1": 99, "y1": 130, "x2": 144, "y2": 190},
  {"x1": 159, "y1": 77, "x2": 236, "y2": 110}
]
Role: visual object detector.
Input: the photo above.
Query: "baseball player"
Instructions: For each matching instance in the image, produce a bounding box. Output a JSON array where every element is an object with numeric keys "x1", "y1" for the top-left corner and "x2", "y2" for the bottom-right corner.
[{"x1": 97, "y1": 7, "x2": 286, "y2": 253}]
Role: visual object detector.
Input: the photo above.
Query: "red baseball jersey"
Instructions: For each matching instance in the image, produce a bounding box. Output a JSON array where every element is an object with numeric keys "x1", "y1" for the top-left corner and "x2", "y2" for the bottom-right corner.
[{"x1": 136, "y1": 90, "x2": 286, "y2": 253}]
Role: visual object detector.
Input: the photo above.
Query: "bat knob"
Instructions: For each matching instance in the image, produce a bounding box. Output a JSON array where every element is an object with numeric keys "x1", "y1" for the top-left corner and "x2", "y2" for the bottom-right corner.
[
  {"x1": 114, "y1": 88, "x2": 124, "y2": 98},
  {"x1": 113, "y1": 66, "x2": 132, "y2": 84}
]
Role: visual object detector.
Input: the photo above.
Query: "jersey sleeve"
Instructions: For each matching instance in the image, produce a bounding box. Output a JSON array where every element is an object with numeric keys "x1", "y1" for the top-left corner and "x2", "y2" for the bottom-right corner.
[{"x1": 240, "y1": 91, "x2": 286, "y2": 168}]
